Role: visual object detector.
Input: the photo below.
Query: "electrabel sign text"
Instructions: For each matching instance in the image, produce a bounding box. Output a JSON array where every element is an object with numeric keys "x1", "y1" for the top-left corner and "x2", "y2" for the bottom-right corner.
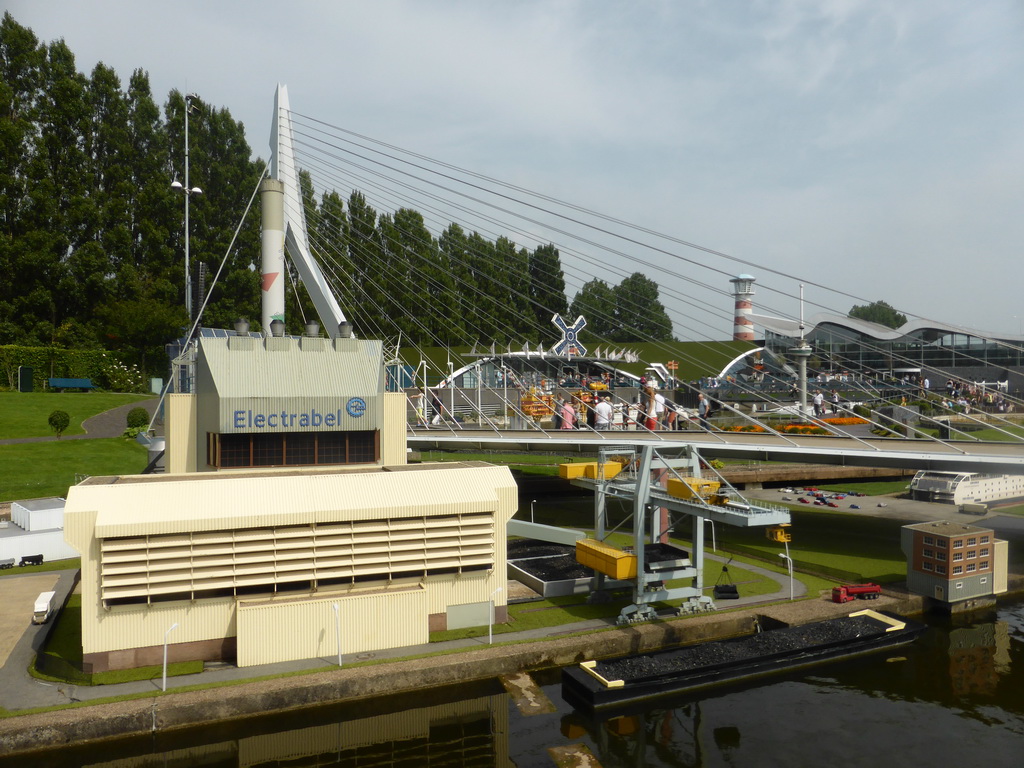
[{"x1": 234, "y1": 399, "x2": 367, "y2": 429}]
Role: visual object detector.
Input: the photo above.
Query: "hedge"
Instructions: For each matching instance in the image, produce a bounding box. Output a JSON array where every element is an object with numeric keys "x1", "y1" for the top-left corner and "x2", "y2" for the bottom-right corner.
[{"x1": 0, "y1": 345, "x2": 147, "y2": 393}]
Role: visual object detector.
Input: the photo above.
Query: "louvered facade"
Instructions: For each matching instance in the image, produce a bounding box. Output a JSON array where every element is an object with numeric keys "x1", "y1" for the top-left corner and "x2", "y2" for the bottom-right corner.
[{"x1": 99, "y1": 512, "x2": 495, "y2": 606}]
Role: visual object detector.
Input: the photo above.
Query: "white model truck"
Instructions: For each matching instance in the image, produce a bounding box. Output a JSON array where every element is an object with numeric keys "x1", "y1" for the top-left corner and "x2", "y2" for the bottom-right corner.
[{"x1": 32, "y1": 591, "x2": 57, "y2": 624}]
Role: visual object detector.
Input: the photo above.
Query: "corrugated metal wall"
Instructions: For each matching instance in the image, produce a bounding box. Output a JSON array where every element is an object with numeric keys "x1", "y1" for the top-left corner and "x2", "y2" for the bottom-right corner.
[
  {"x1": 236, "y1": 587, "x2": 428, "y2": 667},
  {"x1": 165, "y1": 393, "x2": 197, "y2": 473},
  {"x1": 83, "y1": 598, "x2": 237, "y2": 657},
  {"x1": 382, "y1": 391, "x2": 407, "y2": 465}
]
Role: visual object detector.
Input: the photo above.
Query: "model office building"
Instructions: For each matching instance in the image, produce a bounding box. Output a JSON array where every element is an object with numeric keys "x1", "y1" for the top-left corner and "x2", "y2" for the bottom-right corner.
[{"x1": 901, "y1": 520, "x2": 1008, "y2": 605}]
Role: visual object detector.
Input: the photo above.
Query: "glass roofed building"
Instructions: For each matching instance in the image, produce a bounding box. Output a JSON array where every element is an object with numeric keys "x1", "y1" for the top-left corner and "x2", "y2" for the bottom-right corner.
[{"x1": 749, "y1": 312, "x2": 1024, "y2": 392}]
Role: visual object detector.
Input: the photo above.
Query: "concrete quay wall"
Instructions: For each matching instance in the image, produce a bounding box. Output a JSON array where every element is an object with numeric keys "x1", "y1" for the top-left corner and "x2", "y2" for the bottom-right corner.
[{"x1": 0, "y1": 611, "x2": 755, "y2": 756}]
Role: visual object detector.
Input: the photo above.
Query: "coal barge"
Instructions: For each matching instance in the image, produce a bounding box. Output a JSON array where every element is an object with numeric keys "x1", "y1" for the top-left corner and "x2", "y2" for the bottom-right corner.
[{"x1": 562, "y1": 609, "x2": 926, "y2": 712}]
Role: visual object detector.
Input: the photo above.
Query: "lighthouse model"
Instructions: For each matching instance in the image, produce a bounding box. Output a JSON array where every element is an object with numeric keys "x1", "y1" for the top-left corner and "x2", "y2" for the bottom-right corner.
[{"x1": 730, "y1": 274, "x2": 756, "y2": 341}]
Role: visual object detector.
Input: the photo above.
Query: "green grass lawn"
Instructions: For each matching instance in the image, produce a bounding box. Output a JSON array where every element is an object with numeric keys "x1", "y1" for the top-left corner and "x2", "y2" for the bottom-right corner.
[
  {"x1": 418, "y1": 449, "x2": 579, "y2": 478},
  {"x1": 715, "y1": 508, "x2": 908, "y2": 582},
  {"x1": 0, "y1": 438, "x2": 148, "y2": 500},
  {"x1": 0, "y1": 392, "x2": 155, "y2": 439},
  {"x1": 432, "y1": 562, "x2": 769, "y2": 642}
]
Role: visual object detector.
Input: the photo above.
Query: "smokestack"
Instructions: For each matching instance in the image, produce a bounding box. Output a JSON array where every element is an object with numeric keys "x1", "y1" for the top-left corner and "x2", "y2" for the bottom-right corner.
[{"x1": 260, "y1": 178, "x2": 286, "y2": 334}]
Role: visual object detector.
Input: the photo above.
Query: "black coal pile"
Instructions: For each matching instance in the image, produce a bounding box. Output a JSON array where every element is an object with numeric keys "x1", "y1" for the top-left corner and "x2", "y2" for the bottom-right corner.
[
  {"x1": 507, "y1": 539, "x2": 576, "y2": 560},
  {"x1": 595, "y1": 615, "x2": 885, "y2": 683},
  {"x1": 642, "y1": 543, "x2": 689, "y2": 568},
  {"x1": 513, "y1": 554, "x2": 593, "y2": 581}
]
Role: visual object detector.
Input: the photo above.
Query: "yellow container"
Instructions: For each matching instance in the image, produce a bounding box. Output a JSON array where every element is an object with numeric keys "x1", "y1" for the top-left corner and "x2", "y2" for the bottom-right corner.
[
  {"x1": 583, "y1": 461, "x2": 622, "y2": 480},
  {"x1": 666, "y1": 476, "x2": 721, "y2": 500},
  {"x1": 576, "y1": 538, "x2": 637, "y2": 579},
  {"x1": 559, "y1": 462, "x2": 596, "y2": 479}
]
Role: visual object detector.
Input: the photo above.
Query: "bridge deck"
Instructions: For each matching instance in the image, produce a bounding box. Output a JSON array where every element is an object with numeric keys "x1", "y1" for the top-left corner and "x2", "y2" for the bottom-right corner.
[{"x1": 408, "y1": 429, "x2": 1024, "y2": 474}]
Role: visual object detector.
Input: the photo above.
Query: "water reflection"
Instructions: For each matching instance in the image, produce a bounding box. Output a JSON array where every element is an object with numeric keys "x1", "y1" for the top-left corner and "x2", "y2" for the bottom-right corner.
[{"x1": 86, "y1": 693, "x2": 509, "y2": 768}]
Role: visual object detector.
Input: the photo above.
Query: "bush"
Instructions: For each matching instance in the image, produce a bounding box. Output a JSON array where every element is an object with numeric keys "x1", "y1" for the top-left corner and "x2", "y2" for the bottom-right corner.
[
  {"x1": 125, "y1": 406, "x2": 150, "y2": 430},
  {"x1": 100, "y1": 356, "x2": 145, "y2": 393},
  {"x1": 48, "y1": 409, "x2": 70, "y2": 438}
]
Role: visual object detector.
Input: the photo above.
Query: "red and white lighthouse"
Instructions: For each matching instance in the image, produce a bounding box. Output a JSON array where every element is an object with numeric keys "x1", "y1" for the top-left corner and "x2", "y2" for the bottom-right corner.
[{"x1": 730, "y1": 274, "x2": 756, "y2": 341}]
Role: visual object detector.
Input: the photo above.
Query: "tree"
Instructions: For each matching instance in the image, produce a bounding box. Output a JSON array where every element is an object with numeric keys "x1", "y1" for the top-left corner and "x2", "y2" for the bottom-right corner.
[
  {"x1": 569, "y1": 279, "x2": 617, "y2": 342},
  {"x1": 528, "y1": 243, "x2": 567, "y2": 338},
  {"x1": 848, "y1": 300, "x2": 907, "y2": 329},
  {"x1": 613, "y1": 272, "x2": 674, "y2": 342},
  {"x1": 48, "y1": 409, "x2": 69, "y2": 438}
]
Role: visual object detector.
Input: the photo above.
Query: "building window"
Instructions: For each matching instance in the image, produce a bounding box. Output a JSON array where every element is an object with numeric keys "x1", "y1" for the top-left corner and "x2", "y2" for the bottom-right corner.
[
  {"x1": 207, "y1": 430, "x2": 380, "y2": 468},
  {"x1": 980, "y1": 547, "x2": 989, "y2": 557},
  {"x1": 966, "y1": 563, "x2": 976, "y2": 572},
  {"x1": 922, "y1": 562, "x2": 933, "y2": 572},
  {"x1": 952, "y1": 552, "x2": 963, "y2": 562},
  {"x1": 981, "y1": 577, "x2": 988, "y2": 585},
  {"x1": 936, "y1": 551, "x2": 947, "y2": 561},
  {"x1": 980, "y1": 562, "x2": 989, "y2": 570},
  {"x1": 967, "y1": 550, "x2": 976, "y2": 559},
  {"x1": 923, "y1": 536, "x2": 934, "y2": 545},
  {"x1": 955, "y1": 581, "x2": 963, "y2": 589},
  {"x1": 952, "y1": 539, "x2": 963, "y2": 549},
  {"x1": 966, "y1": 537, "x2": 977, "y2": 546},
  {"x1": 981, "y1": 535, "x2": 990, "y2": 543},
  {"x1": 936, "y1": 539, "x2": 947, "y2": 548},
  {"x1": 953, "y1": 565, "x2": 962, "y2": 575},
  {"x1": 922, "y1": 548, "x2": 933, "y2": 558},
  {"x1": 936, "y1": 565, "x2": 947, "y2": 575}
]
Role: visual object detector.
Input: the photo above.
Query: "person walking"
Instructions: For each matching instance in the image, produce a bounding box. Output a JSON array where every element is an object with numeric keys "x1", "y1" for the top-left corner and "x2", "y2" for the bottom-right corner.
[
  {"x1": 812, "y1": 390, "x2": 825, "y2": 417},
  {"x1": 595, "y1": 395, "x2": 614, "y2": 430},
  {"x1": 558, "y1": 397, "x2": 575, "y2": 430},
  {"x1": 643, "y1": 386, "x2": 658, "y2": 431},
  {"x1": 654, "y1": 389, "x2": 667, "y2": 429},
  {"x1": 697, "y1": 393, "x2": 710, "y2": 430}
]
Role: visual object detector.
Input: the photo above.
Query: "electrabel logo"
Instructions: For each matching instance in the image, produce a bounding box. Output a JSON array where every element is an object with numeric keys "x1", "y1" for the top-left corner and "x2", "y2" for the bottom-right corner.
[{"x1": 233, "y1": 398, "x2": 367, "y2": 429}]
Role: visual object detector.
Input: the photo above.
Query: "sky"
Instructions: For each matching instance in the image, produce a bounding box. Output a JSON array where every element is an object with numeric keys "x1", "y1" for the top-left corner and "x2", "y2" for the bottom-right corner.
[{"x1": 8, "y1": 0, "x2": 1024, "y2": 340}]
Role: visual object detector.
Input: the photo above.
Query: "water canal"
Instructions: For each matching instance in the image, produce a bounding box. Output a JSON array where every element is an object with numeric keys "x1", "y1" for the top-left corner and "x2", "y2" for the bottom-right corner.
[{"x1": 8, "y1": 601, "x2": 1022, "y2": 768}]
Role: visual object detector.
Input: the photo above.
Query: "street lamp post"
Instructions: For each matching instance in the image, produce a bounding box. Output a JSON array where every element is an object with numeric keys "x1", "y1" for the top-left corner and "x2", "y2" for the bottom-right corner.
[
  {"x1": 162, "y1": 622, "x2": 179, "y2": 691},
  {"x1": 171, "y1": 92, "x2": 202, "y2": 325},
  {"x1": 779, "y1": 544, "x2": 794, "y2": 601},
  {"x1": 704, "y1": 518, "x2": 716, "y2": 552},
  {"x1": 332, "y1": 603, "x2": 342, "y2": 667},
  {"x1": 531, "y1": 499, "x2": 537, "y2": 523},
  {"x1": 488, "y1": 586, "x2": 504, "y2": 645}
]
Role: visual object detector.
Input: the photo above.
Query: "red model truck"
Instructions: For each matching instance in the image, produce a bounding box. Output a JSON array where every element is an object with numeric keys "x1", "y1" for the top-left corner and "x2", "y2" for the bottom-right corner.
[{"x1": 831, "y1": 583, "x2": 882, "y2": 603}]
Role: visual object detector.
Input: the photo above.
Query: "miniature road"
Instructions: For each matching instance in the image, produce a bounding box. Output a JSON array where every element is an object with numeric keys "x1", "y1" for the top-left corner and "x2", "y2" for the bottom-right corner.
[
  {"x1": 0, "y1": 573, "x2": 59, "y2": 667},
  {"x1": 0, "y1": 570, "x2": 77, "y2": 710}
]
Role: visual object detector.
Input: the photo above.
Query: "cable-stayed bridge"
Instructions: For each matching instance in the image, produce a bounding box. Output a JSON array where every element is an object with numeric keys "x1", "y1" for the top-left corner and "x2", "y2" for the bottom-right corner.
[{"x1": 243, "y1": 86, "x2": 1024, "y2": 480}]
